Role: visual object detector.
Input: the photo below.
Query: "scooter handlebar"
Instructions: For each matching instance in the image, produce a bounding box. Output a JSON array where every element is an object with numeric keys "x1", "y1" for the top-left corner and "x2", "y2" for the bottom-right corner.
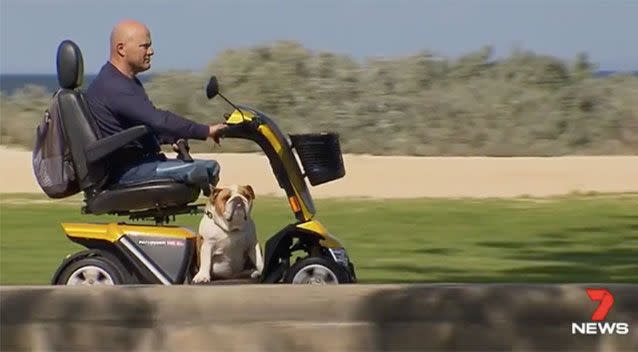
[
  {"x1": 218, "y1": 122, "x2": 252, "y2": 139},
  {"x1": 175, "y1": 139, "x2": 194, "y2": 162}
]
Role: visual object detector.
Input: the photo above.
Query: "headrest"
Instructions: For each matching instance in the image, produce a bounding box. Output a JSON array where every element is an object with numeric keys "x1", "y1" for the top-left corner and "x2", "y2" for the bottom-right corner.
[{"x1": 56, "y1": 40, "x2": 84, "y2": 89}]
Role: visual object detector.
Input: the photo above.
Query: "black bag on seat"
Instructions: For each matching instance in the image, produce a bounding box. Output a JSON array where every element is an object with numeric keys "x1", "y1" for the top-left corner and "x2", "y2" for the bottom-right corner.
[{"x1": 32, "y1": 91, "x2": 80, "y2": 198}]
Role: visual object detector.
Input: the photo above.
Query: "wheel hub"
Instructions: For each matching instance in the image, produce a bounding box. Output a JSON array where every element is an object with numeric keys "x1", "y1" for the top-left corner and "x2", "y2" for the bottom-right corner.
[
  {"x1": 67, "y1": 265, "x2": 115, "y2": 285},
  {"x1": 291, "y1": 264, "x2": 338, "y2": 284}
]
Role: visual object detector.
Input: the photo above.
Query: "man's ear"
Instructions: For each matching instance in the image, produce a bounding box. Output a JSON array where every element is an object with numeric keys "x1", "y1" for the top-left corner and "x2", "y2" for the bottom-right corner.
[{"x1": 116, "y1": 42, "x2": 126, "y2": 57}]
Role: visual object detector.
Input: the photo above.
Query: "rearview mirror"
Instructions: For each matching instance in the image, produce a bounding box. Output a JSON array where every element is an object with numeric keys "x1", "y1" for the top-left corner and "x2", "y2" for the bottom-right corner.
[
  {"x1": 204, "y1": 75, "x2": 243, "y2": 119},
  {"x1": 206, "y1": 76, "x2": 219, "y2": 99}
]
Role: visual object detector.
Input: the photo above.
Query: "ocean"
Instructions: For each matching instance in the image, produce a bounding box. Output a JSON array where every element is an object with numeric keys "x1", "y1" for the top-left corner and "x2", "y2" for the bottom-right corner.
[{"x1": 1, "y1": 71, "x2": 636, "y2": 95}]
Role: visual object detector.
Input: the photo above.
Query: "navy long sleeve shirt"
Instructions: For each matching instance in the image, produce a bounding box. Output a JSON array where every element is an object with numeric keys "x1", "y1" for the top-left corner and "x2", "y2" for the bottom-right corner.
[{"x1": 85, "y1": 62, "x2": 209, "y2": 156}]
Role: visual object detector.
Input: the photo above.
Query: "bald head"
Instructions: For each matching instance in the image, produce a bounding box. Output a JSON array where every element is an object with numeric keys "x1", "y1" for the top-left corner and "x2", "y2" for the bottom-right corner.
[
  {"x1": 110, "y1": 20, "x2": 148, "y2": 53},
  {"x1": 109, "y1": 20, "x2": 154, "y2": 77}
]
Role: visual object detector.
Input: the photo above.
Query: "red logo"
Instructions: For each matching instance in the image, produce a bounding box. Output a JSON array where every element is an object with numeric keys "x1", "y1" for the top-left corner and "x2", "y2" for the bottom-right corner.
[{"x1": 586, "y1": 288, "x2": 614, "y2": 321}]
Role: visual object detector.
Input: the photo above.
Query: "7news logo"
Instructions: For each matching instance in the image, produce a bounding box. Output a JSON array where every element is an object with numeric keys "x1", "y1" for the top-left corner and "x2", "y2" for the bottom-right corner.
[{"x1": 571, "y1": 288, "x2": 630, "y2": 335}]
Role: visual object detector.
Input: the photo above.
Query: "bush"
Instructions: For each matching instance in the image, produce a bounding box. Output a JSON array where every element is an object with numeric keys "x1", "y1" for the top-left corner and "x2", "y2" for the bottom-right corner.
[{"x1": 2, "y1": 42, "x2": 637, "y2": 156}]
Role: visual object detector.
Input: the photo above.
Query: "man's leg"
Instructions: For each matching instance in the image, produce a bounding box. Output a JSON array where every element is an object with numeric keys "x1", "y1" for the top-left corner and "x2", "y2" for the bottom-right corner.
[
  {"x1": 155, "y1": 159, "x2": 220, "y2": 191},
  {"x1": 111, "y1": 159, "x2": 161, "y2": 185},
  {"x1": 110, "y1": 157, "x2": 219, "y2": 191}
]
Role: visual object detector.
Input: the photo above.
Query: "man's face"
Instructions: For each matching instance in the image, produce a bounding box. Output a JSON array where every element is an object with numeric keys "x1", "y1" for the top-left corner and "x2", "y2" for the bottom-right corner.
[{"x1": 121, "y1": 28, "x2": 154, "y2": 73}]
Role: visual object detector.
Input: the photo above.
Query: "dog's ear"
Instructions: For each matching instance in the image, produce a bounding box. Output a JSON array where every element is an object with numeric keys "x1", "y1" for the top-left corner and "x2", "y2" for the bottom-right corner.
[
  {"x1": 211, "y1": 186, "x2": 223, "y2": 199},
  {"x1": 243, "y1": 185, "x2": 255, "y2": 200}
]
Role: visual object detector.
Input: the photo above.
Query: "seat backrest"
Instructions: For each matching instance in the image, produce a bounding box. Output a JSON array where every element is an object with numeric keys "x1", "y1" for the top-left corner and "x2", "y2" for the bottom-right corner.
[{"x1": 55, "y1": 40, "x2": 107, "y2": 192}]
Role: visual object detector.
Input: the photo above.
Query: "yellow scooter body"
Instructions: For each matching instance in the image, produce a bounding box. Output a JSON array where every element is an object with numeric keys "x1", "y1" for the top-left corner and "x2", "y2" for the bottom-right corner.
[
  {"x1": 56, "y1": 222, "x2": 196, "y2": 285},
  {"x1": 61, "y1": 222, "x2": 195, "y2": 243}
]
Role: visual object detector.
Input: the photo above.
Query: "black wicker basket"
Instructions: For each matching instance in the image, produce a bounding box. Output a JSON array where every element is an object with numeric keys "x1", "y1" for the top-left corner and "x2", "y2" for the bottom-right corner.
[{"x1": 289, "y1": 132, "x2": 346, "y2": 186}]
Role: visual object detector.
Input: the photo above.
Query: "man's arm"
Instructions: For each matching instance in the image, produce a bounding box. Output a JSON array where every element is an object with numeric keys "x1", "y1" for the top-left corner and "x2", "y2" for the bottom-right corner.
[{"x1": 110, "y1": 89, "x2": 210, "y2": 141}]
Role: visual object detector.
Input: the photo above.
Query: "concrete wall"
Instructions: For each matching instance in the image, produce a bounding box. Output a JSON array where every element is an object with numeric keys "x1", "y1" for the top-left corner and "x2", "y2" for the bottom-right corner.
[{"x1": 2, "y1": 284, "x2": 637, "y2": 351}]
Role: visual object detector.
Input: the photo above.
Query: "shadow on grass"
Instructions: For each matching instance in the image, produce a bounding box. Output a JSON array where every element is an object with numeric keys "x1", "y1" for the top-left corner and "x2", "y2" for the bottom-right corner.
[
  {"x1": 362, "y1": 264, "x2": 467, "y2": 276},
  {"x1": 411, "y1": 247, "x2": 461, "y2": 255},
  {"x1": 365, "y1": 221, "x2": 638, "y2": 283}
]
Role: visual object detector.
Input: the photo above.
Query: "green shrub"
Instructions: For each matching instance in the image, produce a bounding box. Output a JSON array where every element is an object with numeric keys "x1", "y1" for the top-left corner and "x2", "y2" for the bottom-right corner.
[{"x1": 2, "y1": 42, "x2": 637, "y2": 156}]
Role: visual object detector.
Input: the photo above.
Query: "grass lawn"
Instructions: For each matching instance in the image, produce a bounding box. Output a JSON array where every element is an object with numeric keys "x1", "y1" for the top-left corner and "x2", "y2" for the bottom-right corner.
[{"x1": 1, "y1": 193, "x2": 637, "y2": 285}]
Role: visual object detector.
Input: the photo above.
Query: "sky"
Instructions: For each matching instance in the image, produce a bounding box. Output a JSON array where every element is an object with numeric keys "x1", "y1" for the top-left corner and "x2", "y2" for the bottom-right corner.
[{"x1": 1, "y1": 0, "x2": 637, "y2": 74}]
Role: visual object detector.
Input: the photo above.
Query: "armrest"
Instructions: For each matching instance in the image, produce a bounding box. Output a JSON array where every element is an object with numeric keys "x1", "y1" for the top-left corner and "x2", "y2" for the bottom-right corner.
[{"x1": 85, "y1": 125, "x2": 150, "y2": 163}]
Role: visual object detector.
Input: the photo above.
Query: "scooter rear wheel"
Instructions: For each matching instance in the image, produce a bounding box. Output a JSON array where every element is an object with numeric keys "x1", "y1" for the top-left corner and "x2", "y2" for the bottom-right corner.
[
  {"x1": 55, "y1": 255, "x2": 130, "y2": 286},
  {"x1": 284, "y1": 256, "x2": 351, "y2": 284}
]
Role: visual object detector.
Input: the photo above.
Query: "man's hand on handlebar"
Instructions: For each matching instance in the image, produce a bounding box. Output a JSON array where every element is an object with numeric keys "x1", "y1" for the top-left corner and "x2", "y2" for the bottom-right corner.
[{"x1": 208, "y1": 123, "x2": 228, "y2": 145}]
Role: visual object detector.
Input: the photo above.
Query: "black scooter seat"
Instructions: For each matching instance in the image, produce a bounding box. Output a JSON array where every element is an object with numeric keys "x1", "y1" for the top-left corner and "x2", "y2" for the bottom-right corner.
[{"x1": 85, "y1": 179, "x2": 201, "y2": 215}]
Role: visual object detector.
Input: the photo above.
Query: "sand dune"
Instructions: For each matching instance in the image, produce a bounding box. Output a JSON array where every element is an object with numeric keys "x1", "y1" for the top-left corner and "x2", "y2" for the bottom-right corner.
[{"x1": 2, "y1": 146, "x2": 637, "y2": 198}]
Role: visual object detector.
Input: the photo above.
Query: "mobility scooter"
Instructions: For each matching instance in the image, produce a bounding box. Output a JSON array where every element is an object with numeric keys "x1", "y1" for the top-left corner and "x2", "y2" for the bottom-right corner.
[{"x1": 45, "y1": 40, "x2": 357, "y2": 286}]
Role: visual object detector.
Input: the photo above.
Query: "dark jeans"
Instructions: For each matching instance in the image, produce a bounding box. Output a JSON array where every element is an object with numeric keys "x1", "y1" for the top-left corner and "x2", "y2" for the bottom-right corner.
[{"x1": 110, "y1": 154, "x2": 219, "y2": 190}]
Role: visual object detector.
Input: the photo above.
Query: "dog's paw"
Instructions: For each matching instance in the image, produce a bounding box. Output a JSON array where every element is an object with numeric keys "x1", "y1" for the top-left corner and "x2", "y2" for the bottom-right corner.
[
  {"x1": 250, "y1": 270, "x2": 261, "y2": 279},
  {"x1": 192, "y1": 272, "x2": 211, "y2": 284}
]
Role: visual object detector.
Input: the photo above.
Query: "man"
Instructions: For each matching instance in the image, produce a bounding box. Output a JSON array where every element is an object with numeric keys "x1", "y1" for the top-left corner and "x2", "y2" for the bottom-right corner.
[{"x1": 85, "y1": 19, "x2": 226, "y2": 192}]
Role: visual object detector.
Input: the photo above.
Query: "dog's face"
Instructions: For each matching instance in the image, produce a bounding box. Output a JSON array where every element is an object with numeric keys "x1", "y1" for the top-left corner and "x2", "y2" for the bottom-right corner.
[{"x1": 209, "y1": 184, "x2": 255, "y2": 231}]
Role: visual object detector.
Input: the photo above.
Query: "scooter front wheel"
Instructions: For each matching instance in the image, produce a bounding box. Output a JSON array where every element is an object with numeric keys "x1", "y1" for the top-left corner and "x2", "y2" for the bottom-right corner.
[{"x1": 283, "y1": 256, "x2": 351, "y2": 284}]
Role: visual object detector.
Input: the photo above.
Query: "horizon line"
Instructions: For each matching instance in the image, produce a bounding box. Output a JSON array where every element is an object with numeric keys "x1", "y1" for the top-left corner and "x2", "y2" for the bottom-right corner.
[{"x1": 3, "y1": 69, "x2": 638, "y2": 76}]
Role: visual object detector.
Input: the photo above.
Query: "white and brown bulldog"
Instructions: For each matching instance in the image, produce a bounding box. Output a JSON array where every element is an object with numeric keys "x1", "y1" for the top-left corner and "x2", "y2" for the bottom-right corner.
[{"x1": 192, "y1": 184, "x2": 264, "y2": 283}]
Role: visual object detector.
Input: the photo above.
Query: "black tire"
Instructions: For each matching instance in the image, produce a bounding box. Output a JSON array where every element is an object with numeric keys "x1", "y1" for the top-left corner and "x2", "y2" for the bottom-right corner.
[
  {"x1": 283, "y1": 256, "x2": 352, "y2": 284},
  {"x1": 55, "y1": 252, "x2": 134, "y2": 285}
]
